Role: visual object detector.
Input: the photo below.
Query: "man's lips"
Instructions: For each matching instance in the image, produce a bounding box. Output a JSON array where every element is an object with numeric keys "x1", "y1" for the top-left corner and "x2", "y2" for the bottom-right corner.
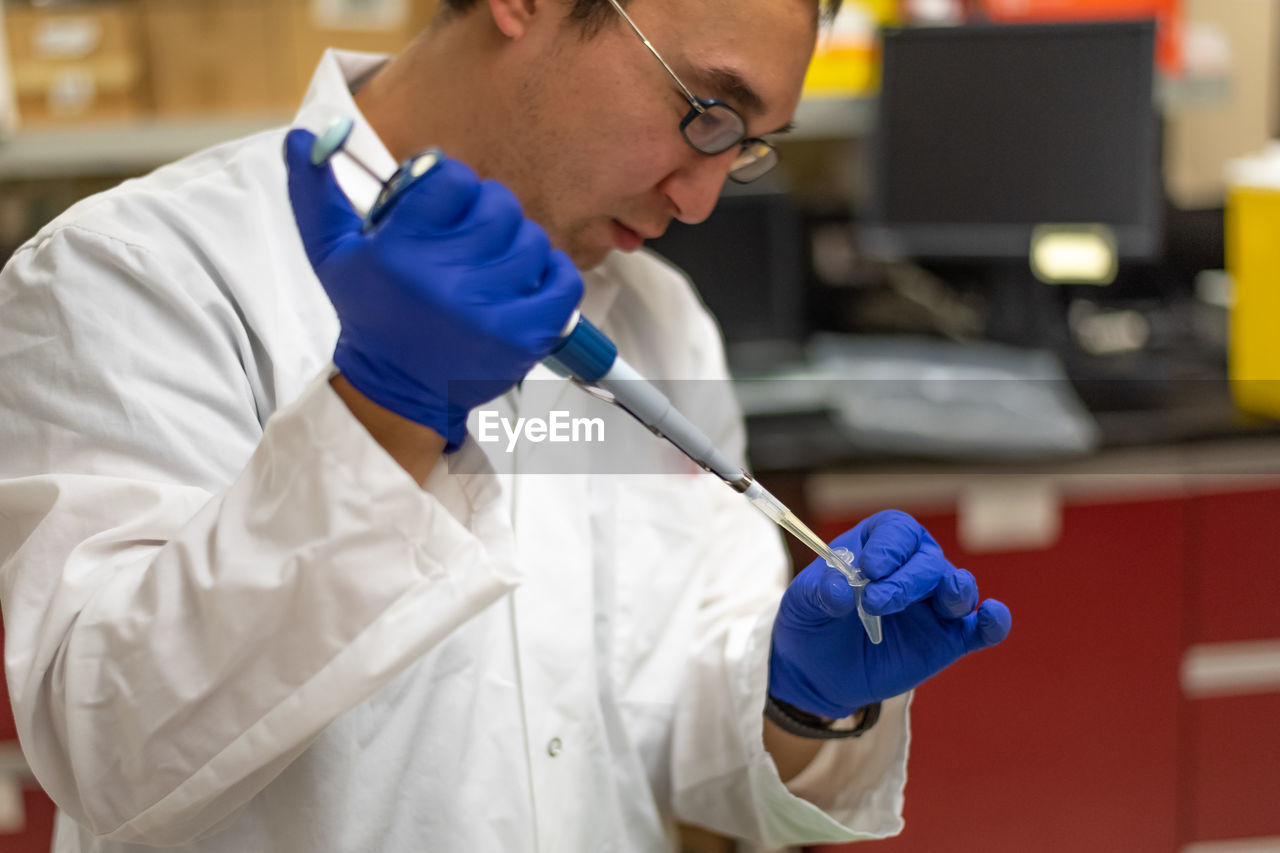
[
  {"x1": 610, "y1": 220, "x2": 644, "y2": 251},
  {"x1": 610, "y1": 220, "x2": 665, "y2": 251}
]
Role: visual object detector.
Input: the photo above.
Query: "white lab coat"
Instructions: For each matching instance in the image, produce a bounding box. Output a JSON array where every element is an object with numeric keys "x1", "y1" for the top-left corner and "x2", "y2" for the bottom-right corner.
[{"x1": 0, "y1": 51, "x2": 909, "y2": 852}]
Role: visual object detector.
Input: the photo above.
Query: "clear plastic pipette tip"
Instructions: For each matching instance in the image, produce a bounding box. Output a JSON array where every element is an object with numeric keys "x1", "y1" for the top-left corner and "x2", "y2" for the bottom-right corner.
[{"x1": 744, "y1": 485, "x2": 884, "y2": 644}]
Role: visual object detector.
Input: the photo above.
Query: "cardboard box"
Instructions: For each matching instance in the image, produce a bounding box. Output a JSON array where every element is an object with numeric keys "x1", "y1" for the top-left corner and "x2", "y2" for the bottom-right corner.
[
  {"x1": 140, "y1": 0, "x2": 436, "y2": 117},
  {"x1": 277, "y1": 0, "x2": 437, "y2": 105},
  {"x1": 1164, "y1": 0, "x2": 1280, "y2": 209},
  {"x1": 4, "y1": 1, "x2": 148, "y2": 125},
  {"x1": 0, "y1": 3, "x2": 18, "y2": 135},
  {"x1": 141, "y1": 0, "x2": 294, "y2": 116}
]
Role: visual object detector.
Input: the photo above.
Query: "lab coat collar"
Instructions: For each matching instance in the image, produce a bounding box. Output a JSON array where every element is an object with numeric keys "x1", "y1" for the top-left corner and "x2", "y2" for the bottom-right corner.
[
  {"x1": 289, "y1": 48, "x2": 632, "y2": 325},
  {"x1": 292, "y1": 49, "x2": 398, "y2": 218},
  {"x1": 581, "y1": 259, "x2": 624, "y2": 322},
  {"x1": 292, "y1": 50, "x2": 649, "y2": 402}
]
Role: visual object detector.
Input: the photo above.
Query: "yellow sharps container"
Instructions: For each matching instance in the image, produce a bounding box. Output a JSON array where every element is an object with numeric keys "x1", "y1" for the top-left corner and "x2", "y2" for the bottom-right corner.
[{"x1": 1226, "y1": 143, "x2": 1280, "y2": 418}]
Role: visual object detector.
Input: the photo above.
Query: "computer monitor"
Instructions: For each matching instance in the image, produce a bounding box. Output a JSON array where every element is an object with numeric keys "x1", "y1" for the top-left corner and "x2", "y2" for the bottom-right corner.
[
  {"x1": 647, "y1": 189, "x2": 807, "y2": 367},
  {"x1": 860, "y1": 20, "x2": 1162, "y2": 264}
]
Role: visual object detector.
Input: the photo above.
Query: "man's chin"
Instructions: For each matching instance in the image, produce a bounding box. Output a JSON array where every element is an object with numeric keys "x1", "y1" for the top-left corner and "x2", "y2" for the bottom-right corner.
[
  {"x1": 564, "y1": 243, "x2": 616, "y2": 272},
  {"x1": 553, "y1": 222, "x2": 629, "y2": 271}
]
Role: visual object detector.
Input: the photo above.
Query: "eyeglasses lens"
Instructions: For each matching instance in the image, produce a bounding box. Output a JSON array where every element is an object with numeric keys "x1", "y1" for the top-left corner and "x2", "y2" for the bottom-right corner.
[
  {"x1": 729, "y1": 141, "x2": 777, "y2": 183},
  {"x1": 683, "y1": 103, "x2": 745, "y2": 154}
]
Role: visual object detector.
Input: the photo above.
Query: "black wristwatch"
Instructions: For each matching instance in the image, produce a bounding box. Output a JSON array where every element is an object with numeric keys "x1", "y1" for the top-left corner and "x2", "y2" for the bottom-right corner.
[{"x1": 764, "y1": 694, "x2": 882, "y2": 740}]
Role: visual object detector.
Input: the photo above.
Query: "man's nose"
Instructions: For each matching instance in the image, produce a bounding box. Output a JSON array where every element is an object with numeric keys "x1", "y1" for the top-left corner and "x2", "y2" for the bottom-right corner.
[{"x1": 659, "y1": 149, "x2": 738, "y2": 225}]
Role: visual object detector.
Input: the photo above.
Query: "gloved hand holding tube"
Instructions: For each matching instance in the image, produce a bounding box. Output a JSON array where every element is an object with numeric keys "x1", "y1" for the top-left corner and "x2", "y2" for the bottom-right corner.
[
  {"x1": 283, "y1": 128, "x2": 583, "y2": 451},
  {"x1": 770, "y1": 510, "x2": 1012, "y2": 721}
]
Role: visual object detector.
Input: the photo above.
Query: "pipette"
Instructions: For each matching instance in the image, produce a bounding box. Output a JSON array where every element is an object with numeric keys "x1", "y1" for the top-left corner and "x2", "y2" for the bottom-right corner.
[
  {"x1": 309, "y1": 118, "x2": 883, "y2": 644},
  {"x1": 309, "y1": 117, "x2": 443, "y2": 233},
  {"x1": 544, "y1": 315, "x2": 882, "y2": 644}
]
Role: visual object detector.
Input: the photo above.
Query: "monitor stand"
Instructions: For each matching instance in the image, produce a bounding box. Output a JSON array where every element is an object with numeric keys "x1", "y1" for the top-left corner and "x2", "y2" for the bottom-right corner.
[{"x1": 983, "y1": 261, "x2": 1071, "y2": 352}]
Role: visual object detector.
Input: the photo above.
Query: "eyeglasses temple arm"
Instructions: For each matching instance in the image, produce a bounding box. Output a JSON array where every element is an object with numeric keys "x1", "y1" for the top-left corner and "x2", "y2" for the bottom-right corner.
[{"x1": 603, "y1": 0, "x2": 705, "y2": 113}]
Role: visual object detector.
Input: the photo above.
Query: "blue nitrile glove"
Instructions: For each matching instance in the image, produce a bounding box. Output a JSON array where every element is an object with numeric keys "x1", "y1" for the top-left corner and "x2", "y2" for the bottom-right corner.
[
  {"x1": 769, "y1": 510, "x2": 1012, "y2": 720},
  {"x1": 283, "y1": 129, "x2": 583, "y2": 450}
]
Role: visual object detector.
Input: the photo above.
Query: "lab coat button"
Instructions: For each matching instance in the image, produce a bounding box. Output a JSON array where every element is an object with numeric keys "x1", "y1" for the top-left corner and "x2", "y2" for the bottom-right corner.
[{"x1": 546, "y1": 737, "x2": 562, "y2": 757}]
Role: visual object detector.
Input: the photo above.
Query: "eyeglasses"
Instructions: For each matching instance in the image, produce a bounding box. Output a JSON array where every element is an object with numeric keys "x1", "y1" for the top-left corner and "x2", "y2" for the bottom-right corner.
[{"x1": 603, "y1": 0, "x2": 778, "y2": 184}]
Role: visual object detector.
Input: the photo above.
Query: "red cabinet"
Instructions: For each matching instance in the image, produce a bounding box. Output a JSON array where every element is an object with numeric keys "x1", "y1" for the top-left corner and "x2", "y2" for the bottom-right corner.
[
  {"x1": 806, "y1": 444, "x2": 1280, "y2": 853},
  {"x1": 1182, "y1": 488, "x2": 1280, "y2": 844},
  {"x1": 1186, "y1": 488, "x2": 1280, "y2": 644},
  {"x1": 0, "y1": 624, "x2": 56, "y2": 853}
]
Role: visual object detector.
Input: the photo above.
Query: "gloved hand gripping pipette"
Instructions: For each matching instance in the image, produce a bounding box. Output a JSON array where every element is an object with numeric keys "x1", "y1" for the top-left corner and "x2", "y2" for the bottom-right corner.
[{"x1": 307, "y1": 117, "x2": 883, "y2": 644}]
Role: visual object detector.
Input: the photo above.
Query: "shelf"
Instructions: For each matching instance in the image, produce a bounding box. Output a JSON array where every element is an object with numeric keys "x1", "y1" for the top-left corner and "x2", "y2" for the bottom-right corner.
[
  {"x1": 0, "y1": 75, "x2": 1228, "y2": 180},
  {"x1": 792, "y1": 96, "x2": 876, "y2": 140},
  {"x1": 0, "y1": 100, "x2": 873, "y2": 180},
  {"x1": 0, "y1": 114, "x2": 288, "y2": 180},
  {"x1": 788, "y1": 74, "x2": 1233, "y2": 140}
]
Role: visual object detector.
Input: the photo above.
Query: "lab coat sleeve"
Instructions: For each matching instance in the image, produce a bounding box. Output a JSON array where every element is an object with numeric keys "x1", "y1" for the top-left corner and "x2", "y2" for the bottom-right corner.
[
  {"x1": 0, "y1": 225, "x2": 522, "y2": 844},
  {"x1": 665, "y1": 315, "x2": 910, "y2": 847},
  {"x1": 669, "y1": 476, "x2": 911, "y2": 847}
]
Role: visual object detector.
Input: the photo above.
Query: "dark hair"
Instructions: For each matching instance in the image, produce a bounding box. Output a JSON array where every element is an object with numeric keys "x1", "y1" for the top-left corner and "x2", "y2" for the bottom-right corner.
[{"x1": 436, "y1": 0, "x2": 843, "y2": 34}]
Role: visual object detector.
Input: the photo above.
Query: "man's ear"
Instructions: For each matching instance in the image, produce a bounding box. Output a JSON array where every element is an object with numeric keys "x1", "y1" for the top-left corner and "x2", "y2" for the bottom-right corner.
[{"x1": 488, "y1": 0, "x2": 540, "y2": 38}]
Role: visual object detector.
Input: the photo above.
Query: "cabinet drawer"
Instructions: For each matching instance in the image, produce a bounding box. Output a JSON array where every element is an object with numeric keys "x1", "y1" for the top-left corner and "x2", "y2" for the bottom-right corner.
[
  {"x1": 812, "y1": 497, "x2": 1186, "y2": 852},
  {"x1": 1187, "y1": 488, "x2": 1280, "y2": 644},
  {"x1": 1183, "y1": 693, "x2": 1280, "y2": 842}
]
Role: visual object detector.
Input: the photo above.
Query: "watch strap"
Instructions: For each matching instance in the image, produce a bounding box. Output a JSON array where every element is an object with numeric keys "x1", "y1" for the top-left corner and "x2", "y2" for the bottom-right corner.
[{"x1": 765, "y1": 694, "x2": 882, "y2": 740}]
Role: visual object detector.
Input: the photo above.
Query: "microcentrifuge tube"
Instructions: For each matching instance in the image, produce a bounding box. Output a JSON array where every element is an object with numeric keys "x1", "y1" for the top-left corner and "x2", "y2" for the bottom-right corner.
[{"x1": 827, "y1": 547, "x2": 883, "y2": 644}]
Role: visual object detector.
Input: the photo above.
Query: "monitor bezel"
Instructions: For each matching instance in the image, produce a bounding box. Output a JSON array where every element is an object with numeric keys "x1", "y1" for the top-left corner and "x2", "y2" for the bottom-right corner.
[{"x1": 860, "y1": 19, "x2": 1164, "y2": 263}]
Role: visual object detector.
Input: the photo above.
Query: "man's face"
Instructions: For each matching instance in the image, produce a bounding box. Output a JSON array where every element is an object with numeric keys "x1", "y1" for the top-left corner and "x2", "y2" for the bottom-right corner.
[{"x1": 481, "y1": 0, "x2": 818, "y2": 269}]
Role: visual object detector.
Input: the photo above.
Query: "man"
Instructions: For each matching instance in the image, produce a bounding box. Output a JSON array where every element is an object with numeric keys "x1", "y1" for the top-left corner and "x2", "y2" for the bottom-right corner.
[{"x1": 0, "y1": 0, "x2": 1011, "y2": 850}]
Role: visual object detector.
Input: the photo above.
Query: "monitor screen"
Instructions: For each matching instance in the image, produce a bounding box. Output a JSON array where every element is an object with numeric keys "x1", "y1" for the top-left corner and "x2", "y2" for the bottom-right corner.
[
  {"x1": 647, "y1": 190, "x2": 806, "y2": 352},
  {"x1": 861, "y1": 20, "x2": 1162, "y2": 261}
]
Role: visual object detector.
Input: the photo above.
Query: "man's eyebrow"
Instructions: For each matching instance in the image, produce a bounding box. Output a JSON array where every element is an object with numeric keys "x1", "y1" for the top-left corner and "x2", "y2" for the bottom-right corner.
[
  {"x1": 699, "y1": 66, "x2": 765, "y2": 116},
  {"x1": 696, "y1": 66, "x2": 795, "y2": 136}
]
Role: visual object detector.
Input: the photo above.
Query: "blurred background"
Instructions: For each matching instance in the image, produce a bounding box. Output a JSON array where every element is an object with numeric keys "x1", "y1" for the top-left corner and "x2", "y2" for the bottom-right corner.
[{"x1": 1, "y1": 0, "x2": 1279, "y2": 851}]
